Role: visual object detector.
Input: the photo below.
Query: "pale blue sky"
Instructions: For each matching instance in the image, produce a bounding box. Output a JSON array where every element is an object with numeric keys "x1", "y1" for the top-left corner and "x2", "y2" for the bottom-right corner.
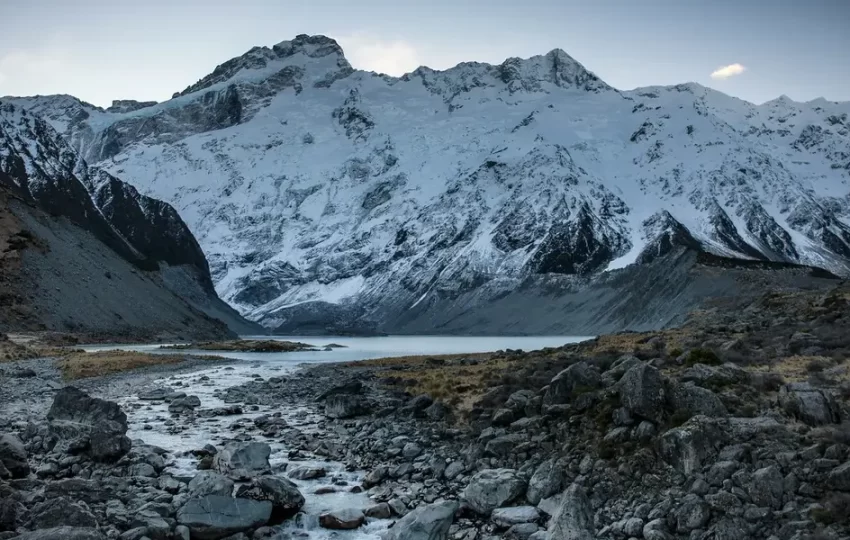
[{"x1": 1, "y1": 0, "x2": 847, "y2": 107}]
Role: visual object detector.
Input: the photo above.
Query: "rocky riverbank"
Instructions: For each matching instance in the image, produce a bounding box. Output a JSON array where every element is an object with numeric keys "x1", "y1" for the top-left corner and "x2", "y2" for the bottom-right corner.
[{"x1": 1, "y1": 282, "x2": 850, "y2": 540}]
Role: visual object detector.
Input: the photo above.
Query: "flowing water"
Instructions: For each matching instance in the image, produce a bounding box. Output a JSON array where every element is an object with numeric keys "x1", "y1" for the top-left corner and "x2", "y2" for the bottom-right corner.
[{"x1": 87, "y1": 335, "x2": 591, "y2": 539}]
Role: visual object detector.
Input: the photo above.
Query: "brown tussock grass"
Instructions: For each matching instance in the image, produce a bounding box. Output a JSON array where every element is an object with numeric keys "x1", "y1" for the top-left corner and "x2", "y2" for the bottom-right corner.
[{"x1": 58, "y1": 350, "x2": 218, "y2": 380}]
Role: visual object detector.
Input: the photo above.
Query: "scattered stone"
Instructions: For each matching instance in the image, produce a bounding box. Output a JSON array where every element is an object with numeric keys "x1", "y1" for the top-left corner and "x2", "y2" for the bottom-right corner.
[
  {"x1": 235, "y1": 475, "x2": 305, "y2": 520},
  {"x1": 287, "y1": 466, "x2": 326, "y2": 480},
  {"x1": 11, "y1": 527, "x2": 106, "y2": 540},
  {"x1": 325, "y1": 394, "x2": 370, "y2": 419}
]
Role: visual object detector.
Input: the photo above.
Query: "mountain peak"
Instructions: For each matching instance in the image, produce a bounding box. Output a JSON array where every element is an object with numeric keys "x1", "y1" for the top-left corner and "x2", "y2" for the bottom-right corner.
[
  {"x1": 173, "y1": 34, "x2": 351, "y2": 99},
  {"x1": 497, "y1": 47, "x2": 610, "y2": 93}
]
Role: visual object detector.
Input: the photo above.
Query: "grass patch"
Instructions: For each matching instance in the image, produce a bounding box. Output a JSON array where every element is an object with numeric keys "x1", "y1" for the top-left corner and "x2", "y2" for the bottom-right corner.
[
  {"x1": 748, "y1": 355, "x2": 849, "y2": 384},
  {"x1": 58, "y1": 350, "x2": 217, "y2": 380},
  {"x1": 161, "y1": 339, "x2": 314, "y2": 353}
]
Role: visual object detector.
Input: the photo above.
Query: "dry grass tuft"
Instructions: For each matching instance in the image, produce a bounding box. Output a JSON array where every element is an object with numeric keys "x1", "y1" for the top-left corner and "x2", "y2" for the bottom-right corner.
[
  {"x1": 748, "y1": 355, "x2": 849, "y2": 383},
  {"x1": 58, "y1": 350, "x2": 217, "y2": 380},
  {"x1": 0, "y1": 334, "x2": 39, "y2": 362}
]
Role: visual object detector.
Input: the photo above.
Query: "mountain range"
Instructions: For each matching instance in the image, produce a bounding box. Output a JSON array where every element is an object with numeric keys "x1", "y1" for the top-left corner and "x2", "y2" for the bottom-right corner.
[{"x1": 4, "y1": 34, "x2": 849, "y2": 334}]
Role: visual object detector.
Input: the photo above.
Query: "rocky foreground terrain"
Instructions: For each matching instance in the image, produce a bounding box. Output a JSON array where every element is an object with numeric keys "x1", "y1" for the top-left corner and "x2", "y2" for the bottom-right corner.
[{"x1": 1, "y1": 282, "x2": 849, "y2": 540}]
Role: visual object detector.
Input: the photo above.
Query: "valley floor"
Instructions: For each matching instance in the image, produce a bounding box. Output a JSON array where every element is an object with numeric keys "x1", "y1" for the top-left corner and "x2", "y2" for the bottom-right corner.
[{"x1": 1, "y1": 281, "x2": 849, "y2": 539}]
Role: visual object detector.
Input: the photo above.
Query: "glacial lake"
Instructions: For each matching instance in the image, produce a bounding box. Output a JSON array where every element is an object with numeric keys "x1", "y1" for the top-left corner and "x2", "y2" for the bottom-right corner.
[{"x1": 83, "y1": 335, "x2": 594, "y2": 365}]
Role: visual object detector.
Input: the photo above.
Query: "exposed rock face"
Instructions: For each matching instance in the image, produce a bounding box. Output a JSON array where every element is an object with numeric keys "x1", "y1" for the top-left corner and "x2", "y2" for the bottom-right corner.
[
  {"x1": 213, "y1": 442, "x2": 271, "y2": 480},
  {"x1": 380, "y1": 500, "x2": 458, "y2": 540},
  {"x1": 47, "y1": 387, "x2": 131, "y2": 462},
  {"x1": 27, "y1": 497, "x2": 98, "y2": 529},
  {"x1": 462, "y1": 468, "x2": 527, "y2": 514},
  {"x1": 176, "y1": 496, "x2": 272, "y2": 540}
]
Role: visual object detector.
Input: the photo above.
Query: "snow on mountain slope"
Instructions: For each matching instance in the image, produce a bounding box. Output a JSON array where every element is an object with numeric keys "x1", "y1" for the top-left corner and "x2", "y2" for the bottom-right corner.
[{"x1": 7, "y1": 34, "x2": 850, "y2": 331}]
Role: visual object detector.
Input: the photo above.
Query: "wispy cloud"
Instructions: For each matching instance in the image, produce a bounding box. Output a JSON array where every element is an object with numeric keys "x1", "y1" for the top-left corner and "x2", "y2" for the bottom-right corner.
[
  {"x1": 337, "y1": 34, "x2": 420, "y2": 76},
  {"x1": 710, "y1": 63, "x2": 747, "y2": 80}
]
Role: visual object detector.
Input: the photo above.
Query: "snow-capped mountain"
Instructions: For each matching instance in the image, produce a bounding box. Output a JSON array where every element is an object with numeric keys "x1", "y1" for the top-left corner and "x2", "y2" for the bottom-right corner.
[
  {"x1": 0, "y1": 101, "x2": 255, "y2": 336},
  {"x1": 7, "y1": 34, "x2": 849, "y2": 332}
]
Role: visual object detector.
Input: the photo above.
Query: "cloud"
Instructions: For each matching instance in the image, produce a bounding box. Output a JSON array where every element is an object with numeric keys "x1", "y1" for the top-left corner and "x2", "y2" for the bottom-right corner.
[
  {"x1": 710, "y1": 63, "x2": 747, "y2": 80},
  {"x1": 337, "y1": 34, "x2": 420, "y2": 76}
]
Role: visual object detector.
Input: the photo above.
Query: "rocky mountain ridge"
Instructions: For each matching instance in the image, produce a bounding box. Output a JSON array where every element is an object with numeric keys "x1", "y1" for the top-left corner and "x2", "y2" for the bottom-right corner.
[
  {"x1": 0, "y1": 102, "x2": 256, "y2": 339},
  {"x1": 6, "y1": 34, "x2": 850, "y2": 333}
]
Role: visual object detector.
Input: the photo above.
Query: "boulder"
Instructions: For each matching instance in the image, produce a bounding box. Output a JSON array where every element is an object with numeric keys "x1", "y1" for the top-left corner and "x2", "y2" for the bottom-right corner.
[
  {"x1": 492, "y1": 506, "x2": 540, "y2": 527},
  {"x1": 287, "y1": 466, "x2": 326, "y2": 480},
  {"x1": 168, "y1": 395, "x2": 201, "y2": 414},
  {"x1": 188, "y1": 471, "x2": 235, "y2": 498},
  {"x1": 485, "y1": 434, "x2": 524, "y2": 457},
  {"x1": 674, "y1": 495, "x2": 710, "y2": 533},
  {"x1": 319, "y1": 508, "x2": 365, "y2": 529},
  {"x1": 749, "y1": 465, "x2": 784, "y2": 509},
  {"x1": 526, "y1": 458, "x2": 564, "y2": 505},
  {"x1": 619, "y1": 364, "x2": 666, "y2": 423},
  {"x1": 779, "y1": 383, "x2": 840, "y2": 426},
  {"x1": 829, "y1": 461, "x2": 850, "y2": 491},
  {"x1": 27, "y1": 497, "x2": 98, "y2": 529},
  {"x1": 213, "y1": 442, "x2": 271, "y2": 480},
  {"x1": 316, "y1": 379, "x2": 363, "y2": 401},
  {"x1": 0, "y1": 497, "x2": 25, "y2": 531},
  {"x1": 366, "y1": 503, "x2": 393, "y2": 519},
  {"x1": 462, "y1": 468, "x2": 527, "y2": 515},
  {"x1": 325, "y1": 394, "x2": 370, "y2": 419},
  {"x1": 12, "y1": 527, "x2": 106, "y2": 540},
  {"x1": 667, "y1": 383, "x2": 728, "y2": 418},
  {"x1": 47, "y1": 387, "x2": 130, "y2": 461},
  {"x1": 542, "y1": 362, "x2": 600, "y2": 405},
  {"x1": 548, "y1": 484, "x2": 594, "y2": 540},
  {"x1": 0, "y1": 433, "x2": 29, "y2": 478},
  {"x1": 235, "y1": 475, "x2": 305, "y2": 520},
  {"x1": 177, "y1": 495, "x2": 272, "y2": 540},
  {"x1": 381, "y1": 500, "x2": 458, "y2": 540},
  {"x1": 659, "y1": 416, "x2": 725, "y2": 474}
]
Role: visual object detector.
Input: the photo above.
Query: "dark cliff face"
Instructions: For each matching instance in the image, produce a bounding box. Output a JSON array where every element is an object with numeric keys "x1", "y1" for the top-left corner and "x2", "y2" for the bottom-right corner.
[
  {"x1": 88, "y1": 169, "x2": 215, "y2": 291},
  {"x1": 0, "y1": 102, "x2": 217, "y2": 286},
  {"x1": 0, "y1": 103, "x2": 146, "y2": 267}
]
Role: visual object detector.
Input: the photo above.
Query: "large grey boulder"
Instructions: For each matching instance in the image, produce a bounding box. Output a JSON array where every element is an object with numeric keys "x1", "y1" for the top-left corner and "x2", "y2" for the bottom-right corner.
[
  {"x1": 619, "y1": 364, "x2": 666, "y2": 423},
  {"x1": 188, "y1": 471, "x2": 234, "y2": 498},
  {"x1": 0, "y1": 433, "x2": 29, "y2": 478},
  {"x1": 325, "y1": 394, "x2": 370, "y2": 419},
  {"x1": 47, "y1": 387, "x2": 130, "y2": 462},
  {"x1": 319, "y1": 508, "x2": 365, "y2": 529},
  {"x1": 177, "y1": 495, "x2": 272, "y2": 540},
  {"x1": 462, "y1": 469, "x2": 527, "y2": 515},
  {"x1": 213, "y1": 442, "x2": 271, "y2": 480},
  {"x1": 27, "y1": 497, "x2": 98, "y2": 529},
  {"x1": 235, "y1": 475, "x2": 305, "y2": 520},
  {"x1": 380, "y1": 500, "x2": 458, "y2": 540},
  {"x1": 779, "y1": 383, "x2": 840, "y2": 426},
  {"x1": 542, "y1": 362, "x2": 600, "y2": 405},
  {"x1": 12, "y1": 527, "x2": 105, "y2": 540},
  {"x1": 749, "y1": 465, "x2": 784, "y2": 509},
  {"x1": 829, "y1": 462, "x2": 850, "y2": 491},
  {"x1": 526, "y1": 458, "x2": 564, "y2": 505},
  {"x1": 168, "y1": 395, "x2": 201, "y2": 414},
  {"x1": 659, "y1": 416, "x2": 724, "y2": 474},
  {"x1": 548, "y1": 484, "x2": 594, "y2": 540},
  {"x1": 668, "y1": 383, "x2": 727, "y2": 418}
]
